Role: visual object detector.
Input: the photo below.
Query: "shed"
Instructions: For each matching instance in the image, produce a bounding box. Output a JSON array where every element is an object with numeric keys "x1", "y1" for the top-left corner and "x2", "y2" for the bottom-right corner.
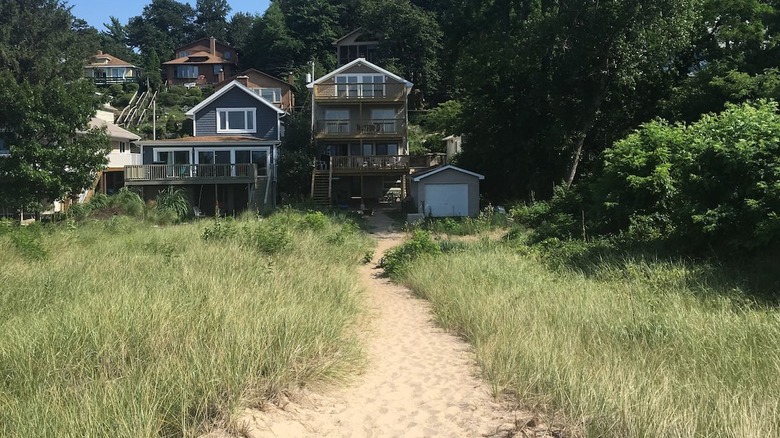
[{"x1": 408, "y1": 165, "x2": 484, "y2": 217}]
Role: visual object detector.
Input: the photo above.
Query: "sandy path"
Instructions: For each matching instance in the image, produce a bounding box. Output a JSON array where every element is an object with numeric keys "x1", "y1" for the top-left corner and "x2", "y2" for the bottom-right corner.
[{"x1": 219, "y1": 212, "x2": 551, "y2": 438}]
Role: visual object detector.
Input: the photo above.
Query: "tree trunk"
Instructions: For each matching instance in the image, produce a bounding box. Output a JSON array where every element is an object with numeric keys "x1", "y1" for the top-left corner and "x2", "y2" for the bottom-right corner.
[{"x1": 564, "y1": 70, "x2": 610, "y2": 187}]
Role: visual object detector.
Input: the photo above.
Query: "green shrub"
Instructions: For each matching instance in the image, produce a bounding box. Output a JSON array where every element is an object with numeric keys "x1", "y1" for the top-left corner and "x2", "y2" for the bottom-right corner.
[
  {"x1": 248, "y1": 223, "x2": 292, "y2": 255},
  {"x1": 110, "y1": 187, "x2": 145, "y2": 217},
  {"x1": 157, "y1": 92, "x2": 178, "y2": 107},
  {"x1": 380, "y1": 230, "x2": 441, "y2": 276},
  {"x1": 67, "y1": 203, "x2": 93, "y2": 221},
  {"x1": 88, "y1": 193, "x2": 110, "y2": 209},
  {"x1": 201, "y1": 217, "x2": 238, "y2": 241},
  {"x1": 155, "y1": 187, "x2": 189, "y2": 220},
  {"x1": 300, "y1": 211, "x2": 328, "y2": 231},
  {"x1": 9, "y1": 226, "x2": 48, "y2": 261}
]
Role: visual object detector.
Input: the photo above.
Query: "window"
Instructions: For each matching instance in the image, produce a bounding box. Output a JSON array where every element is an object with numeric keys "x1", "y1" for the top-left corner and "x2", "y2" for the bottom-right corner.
[
  {"x1": 175, "y1": 65, "x2": 198, "y2": 79},
  {"x1": 119, "y1": 142, "x2": 126, "y2": 153},
  {"x1": 109, "y1": 67, "x2": 126, "y2": 78},
  {"x1": 156, "y1": 150, "x2": 190, "y2": 164},
  {"x1": 370, "y1": 108, "x2": 397, "y2": 133},
  {"x1": 259, "y1": 88, "x2": 282, "y2": 103},
  {"x1": 213, "y1": 65, "x2": 223, "y2": 75},
  {"x1": 178, "y1": 51, "x2": 190, "y2": 58},
  {"x1": 0, "y1": 139, "x2": 8, "y2": 156},
  {"x1": 335, "y1": 74, "x2": 385, "y2": 97},
  {"x1": 217, "y1": 108, "x2": 256, "y2": 133},
  {"x1": 235, "y1": 149, "x2": 268, "y2": 175},
  {"x1": 324, "y1": 109, "x2": 350, "y2": 133},
  {"x1": 223, "y1": 51, "x2": 232, "y2": 60}
]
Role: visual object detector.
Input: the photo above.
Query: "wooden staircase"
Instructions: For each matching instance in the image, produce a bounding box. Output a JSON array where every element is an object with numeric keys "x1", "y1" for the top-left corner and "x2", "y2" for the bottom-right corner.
[{"x1": 311, "y1": 168, "x2": 332, "y2": 207}]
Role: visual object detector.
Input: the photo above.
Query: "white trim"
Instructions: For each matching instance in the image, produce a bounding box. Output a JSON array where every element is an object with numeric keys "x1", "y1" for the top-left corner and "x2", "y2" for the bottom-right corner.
[
  {"x1": 306, "y1": 58, "x2": 413, "y2": 89},
  {"x1": 154, "y1": 147, "x2": 192, "y2": 164},
  {"x1": 412, "y1": 165, "x2": 485, "y2": 182},
  {"x1": 186, "y1": 80, "x2": 286, "y2": 117},
  {"x1": 216, "y1": 107, "x2": 257, "y2": 134}
]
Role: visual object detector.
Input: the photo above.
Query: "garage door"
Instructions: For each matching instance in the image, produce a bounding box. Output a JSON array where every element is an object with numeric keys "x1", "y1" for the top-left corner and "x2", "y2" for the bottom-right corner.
[{"x1": 424, "y1": 183, "x2": 468, "y2": 217}]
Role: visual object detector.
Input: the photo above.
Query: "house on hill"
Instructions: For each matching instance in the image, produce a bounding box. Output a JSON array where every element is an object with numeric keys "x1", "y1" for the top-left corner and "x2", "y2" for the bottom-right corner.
[
  {"x1": 163, "y1": 37, "x2": 238, "y2": 86},
  {"x1": 124, "y1": 80, "x2": 284, "y2": 215},
  {"x1": 84, "y1": 51, "x2": 140, "y2": 85},
  {"x1": 215, "y1": 69, "x2": 295, "y2": 113},
  {"x1": 307, "y1": 58, "x2": 413, "y2": 207},
  {"x1": 334, "y1": 28, "x2": 379, "y2": 67}
]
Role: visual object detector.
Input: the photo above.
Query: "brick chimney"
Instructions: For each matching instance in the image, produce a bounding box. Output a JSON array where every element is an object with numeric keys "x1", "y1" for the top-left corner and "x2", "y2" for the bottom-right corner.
[
  {"x1": 209, "y1": 36, "x2": 216, "y2": 55},
  {"x1": 96, "y1": 50, "x2": 103, "y2": 55},
  {"x1": 236, "y1": 75, "x2": 249, "y2": 87}
]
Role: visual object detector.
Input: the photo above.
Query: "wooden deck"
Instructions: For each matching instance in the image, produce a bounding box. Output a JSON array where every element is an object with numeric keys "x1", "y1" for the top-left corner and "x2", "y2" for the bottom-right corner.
[
  {"x1": 313, "y1": 83, "x2": 407, "y2": 102},
  {"x1": 317, "y1": 155, "x2": 410, "y2": 174},
  {"x1": 124, "y1": 164, "x2": 262, "y2": 185}
]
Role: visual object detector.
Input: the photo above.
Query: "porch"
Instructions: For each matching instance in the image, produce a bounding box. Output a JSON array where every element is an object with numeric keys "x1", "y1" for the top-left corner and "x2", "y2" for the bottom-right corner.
[
  {"x1": 124, "y1": 163, "x2": 262, "y2": 186},
  {"x1": 315, "y1": 119, "x2": 405, "y2": 139},
  {"x1": 318, "y1": 155, "x2": 410, "y2": 174}
]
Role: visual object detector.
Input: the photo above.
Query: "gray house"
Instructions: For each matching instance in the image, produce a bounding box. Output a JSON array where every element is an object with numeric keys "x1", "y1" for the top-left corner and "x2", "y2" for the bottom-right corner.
[
  {"x1": 124, "y1": 80, "x2": 285, "y2": 215},
  {"x1": 407, "y1": 165, "x2": 485, "y2": 217}
]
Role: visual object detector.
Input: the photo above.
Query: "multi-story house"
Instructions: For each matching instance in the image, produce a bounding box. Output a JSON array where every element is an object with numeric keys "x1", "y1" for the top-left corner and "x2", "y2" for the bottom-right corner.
[
  {"x1": 84, "y1": 51, "x2": 140, "y2": 85},
  {"x1": 334, "y1": 28, "x2": 379, "y2": 67},
  {"x1": 215, "y1": 69, "x2": 296, "y2": 113},
  {"x1": 163, "y1": 37, "x2": 238, "y2": 86},
  {"x1": 90, "y1": 105, "x2": 142, "y2": 195},
  {"x1": 307, "y1": 58, "x2": 413, "y2": 207},
  {"x1": 124, "y1": 80, "x2": 285, "y2": 215}
]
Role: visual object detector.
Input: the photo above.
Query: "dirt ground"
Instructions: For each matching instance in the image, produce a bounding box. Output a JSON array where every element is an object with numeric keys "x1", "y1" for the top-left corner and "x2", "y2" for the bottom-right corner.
[{"x1": 208, "y1": 211, "x2": 556, "y2": 438}]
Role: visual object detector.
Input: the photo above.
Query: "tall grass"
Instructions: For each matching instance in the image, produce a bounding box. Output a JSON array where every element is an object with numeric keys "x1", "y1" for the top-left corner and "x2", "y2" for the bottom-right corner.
[
  {"x1": 394, "y1": 241, "x2": 780, "y2": 437},
  {"x1": 0, "y1": 210, "x2": 371, "y2": 437}
]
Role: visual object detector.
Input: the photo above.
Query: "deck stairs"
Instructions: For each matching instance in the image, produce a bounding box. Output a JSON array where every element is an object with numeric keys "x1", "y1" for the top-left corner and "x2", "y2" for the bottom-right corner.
[
  {"x1": 310, "y1": 168, "x2": 331, "y2": 207},
  {"x1": 116, "y1": 90, "x2": 158, "y2": 128}
]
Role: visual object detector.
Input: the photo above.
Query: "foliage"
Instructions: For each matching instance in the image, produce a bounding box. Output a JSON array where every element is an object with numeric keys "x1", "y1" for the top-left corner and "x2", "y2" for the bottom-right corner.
[
  {"x1": 126, "y1": 0, "x2": 196, "y2": 60},
  {"x1": 454, "y1": 0, "x2": 702, "y2": 200},
  {"x1": 0, "y1": 0, "x2": 109, "y2": 209},
  {"x1": 0, "y1": 212, "x2": 371, "y2": 436},
  {"x1": 194, "y1": 0, "x2": 231, "y2": 41},
  {"x1": 154, "y1": 187, "x2": 190, "y2": 220},
  {"x1": 395, "y1": 241, "x2": 780, "y2": 436},
  {"x1": 420, "y1": 100, "x2": 463, "y2": 134},
  {"x1": 278, "y1": 110, "x2": 317, "y2": 199},
  {"x1": 8, "y1": 225, "x2": 48, "y2": 261},
  {"x1": 379, "y1": 229, "x2": 441, "y2": 276},
  {"x1": 518, "y1": 100, "x2": 780, "y2": 253}
]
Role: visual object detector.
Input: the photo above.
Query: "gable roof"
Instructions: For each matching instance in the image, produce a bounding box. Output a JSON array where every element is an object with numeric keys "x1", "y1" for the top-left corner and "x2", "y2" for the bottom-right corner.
[
  {"x1": 306, "y1": 58, "x2": 413, "y2": 89},
  {"x1": 185, "y1": 80, "x2": 286, "y2": 118},
  {"x1": 412, "y1": 165, "x2": 485, "y2": 182},
  {"x1": 333, "y1": 28, "x2": 378, "y2": 45},
  {"x1": 214, "y1": 69, "x2": 294, "y2": 91},
  {"x1": 86, "y1": 51, "x2": 137, "y2": 68},
  {"x1": 163, "y1": 51, "x2": 233, "y2": 66}
]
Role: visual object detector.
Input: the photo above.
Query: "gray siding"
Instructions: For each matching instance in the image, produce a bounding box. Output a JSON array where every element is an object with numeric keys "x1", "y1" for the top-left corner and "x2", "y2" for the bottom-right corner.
[
  {"x1": 194, "y1": 87, "x2": 278, "y2": 139},
  {"x1": 411, "y1": 168, "x2": 481, "y2": 217}
]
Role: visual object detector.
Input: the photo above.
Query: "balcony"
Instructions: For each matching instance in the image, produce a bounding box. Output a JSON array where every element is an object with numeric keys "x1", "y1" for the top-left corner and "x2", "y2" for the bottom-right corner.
[
  {"x1": 315, "y1": 119, "x2": 405, "y2": 139},
  {"x1": 90, "y1": 76, "x2": 139, "y2": 85},
  {"x1": 313, "y1": 83, "x2": 407, "y2": 102},
  {"x1": 318, "y1": 155, "x2": 409, "y2": 174},
  {"x1": 124, "y1": 163, "x2": 263, "y2": 185}
]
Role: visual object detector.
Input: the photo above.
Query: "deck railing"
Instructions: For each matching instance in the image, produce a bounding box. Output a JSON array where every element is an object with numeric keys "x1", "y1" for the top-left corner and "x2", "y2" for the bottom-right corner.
[
  {"x1": 313, "y1": 83, "x2": 407, "y2": 100},
  {"x1": 327, "y1": 155, "x2": 409, "y2": 171},
  {"x1": 124, "y1": 163, "x2": 262, "y2": 183},
  {"x1": 90, "y1": 76, "x2": 139, "y2": 85},
  {"x1": 315, "y1": 119, "x2": 405, "y2": 136}
]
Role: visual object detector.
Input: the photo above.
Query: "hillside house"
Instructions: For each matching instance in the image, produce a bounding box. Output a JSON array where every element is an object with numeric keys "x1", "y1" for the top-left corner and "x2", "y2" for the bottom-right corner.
[
  {"x1": 84, "y1": 51, "x2": 140, "y2": 85},
  {"x1": 307, "y1": 58, "x2": 413, "y2": 207},
  {"x1": 334, "y1": 28, "x2": 379, "y2": 67},
  {"x1": 124, "y1": 80, "x2": 284, "y2": 215},
  {"x1": 163, "y1": 37, "x2": 238, "y2": 86},
  {"x1": 215, "y1": 69, "x2": 295, "y2": 113}
]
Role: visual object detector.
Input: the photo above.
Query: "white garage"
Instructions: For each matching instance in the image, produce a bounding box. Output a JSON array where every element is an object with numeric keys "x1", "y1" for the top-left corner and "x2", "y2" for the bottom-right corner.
[{"x1": 408, "y1": 165, "x2": 485, "y2": 217}]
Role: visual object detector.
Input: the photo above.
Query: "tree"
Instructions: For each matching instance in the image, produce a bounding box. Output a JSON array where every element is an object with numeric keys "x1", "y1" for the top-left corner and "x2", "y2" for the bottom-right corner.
[
  {"x1": 98, "y1": 17, "x2": 138, "y2": 64},
  {"x1": 195, "y1": 0, "x2": 231, "y2": 41},
  {"x1": 359, "y1": 0, "x2": 443, "y2": 95},
  {"x1": 126, "y1": 0, "x2": 196, "y2": 60},
  {"x1": 143, "y1": 50, "x2": 162, "y2": 90},
  {"x1": 455, "y1": 0, "x2": 702, "y2": 200},
  {"x1": 0, "y1": 0, "x2": 110, "y2": 210},
  {"x1": 226, "y1": 11, "x2": 256, "y2": 53}
]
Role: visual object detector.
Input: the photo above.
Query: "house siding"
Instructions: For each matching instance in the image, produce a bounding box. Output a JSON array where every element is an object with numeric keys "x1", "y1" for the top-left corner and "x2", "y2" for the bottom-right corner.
[
  {"x1": 411, "y1": 169, "x2": 481, "y2": 217},
  {"x1": 194, "y1": 87, "x2": 279, "y2": 139}
]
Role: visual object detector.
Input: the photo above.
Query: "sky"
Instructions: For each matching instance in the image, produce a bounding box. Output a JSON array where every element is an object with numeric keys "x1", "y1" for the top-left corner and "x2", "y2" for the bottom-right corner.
[{"x1": 70, "y1": 0, "x2": 271, "y2": 31}]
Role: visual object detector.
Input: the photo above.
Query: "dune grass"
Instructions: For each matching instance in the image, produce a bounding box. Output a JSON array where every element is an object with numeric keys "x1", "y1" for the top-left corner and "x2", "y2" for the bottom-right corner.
[
  {"x1": 0, "y1": 210, "x2": 372, "y2": 437},
  {"x1": 392, "y1": 239, "x2": 780, "y2": 437}
]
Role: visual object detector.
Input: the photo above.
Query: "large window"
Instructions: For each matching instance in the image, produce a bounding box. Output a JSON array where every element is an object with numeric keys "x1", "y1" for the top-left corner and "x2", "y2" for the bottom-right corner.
[
  {"x1": 335, "y1": 74, "x2": 385, "y2": 98},
  {"x1": 260, "y1": 88, "x2": 282, "y2": 103},
  {"x1": 235, "y1": 149, "x2": 268, "y2": 175},
  {"x1": 370, "y1": 108, "x2": 397, "y2": 133},
  {"x1": 175, "y1": 65, "x2": 198, "y2": 79},
  {"x1": 217, "y1": 108, "x2": 256, "y2": 133},
  {"x1": 155, "y1": 149, "x2": 190, "y2": 164},
  {"x1": 324, "y1": 109, "x2": 350, "y2": 133}
]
